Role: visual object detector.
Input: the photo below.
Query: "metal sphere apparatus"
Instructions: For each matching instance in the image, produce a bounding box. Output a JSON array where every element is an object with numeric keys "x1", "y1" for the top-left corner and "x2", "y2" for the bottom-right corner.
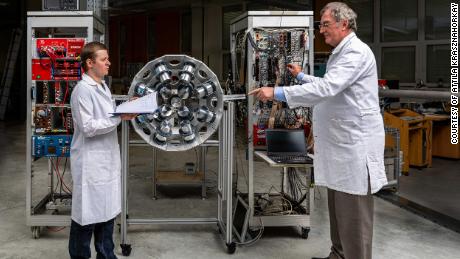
[{"x1": 128, "y1": 55, "x2": 223, "y2": 151}]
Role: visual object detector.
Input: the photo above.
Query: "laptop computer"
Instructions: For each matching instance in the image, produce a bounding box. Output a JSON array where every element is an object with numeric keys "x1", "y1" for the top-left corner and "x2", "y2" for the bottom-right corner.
[{"x1": 266, "y1": 129, "x2": 313, "y2": 164}]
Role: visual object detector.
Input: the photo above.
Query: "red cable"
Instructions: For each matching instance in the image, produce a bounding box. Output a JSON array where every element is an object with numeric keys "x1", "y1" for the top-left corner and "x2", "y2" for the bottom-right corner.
[
  {"x1": 52, "y1": 158, "x2": 62, "y2": 194},
  {"x1": 57, "y1": 159, "x2": 72, "y2": 194},
  {"x1": 54, "y1": 157, "x2": 72, "y2": 194}
]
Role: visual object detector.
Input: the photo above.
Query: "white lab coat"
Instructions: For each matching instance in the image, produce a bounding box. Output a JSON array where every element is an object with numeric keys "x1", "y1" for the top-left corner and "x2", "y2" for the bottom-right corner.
[
  {"x1": 70, "y1": 73, "x2": 122, "y2": 225},
  {"x1": 282, "y1": 32, "x2": 387, "y2": 195}
]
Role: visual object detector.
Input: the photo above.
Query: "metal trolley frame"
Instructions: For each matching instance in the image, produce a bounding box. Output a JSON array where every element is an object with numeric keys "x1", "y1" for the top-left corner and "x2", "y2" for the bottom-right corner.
[
  {"x1": 26, "y1": 11, "x2": 105, "y2": 239},
  {"x1": 383, "y1": 127, "x2": 401, "y2": 190},
  {"x1": 229, "y1": 11, "x2": 315, "y2": 232},
  {"x1": 119, "y1": 101, "x2": 238, "y2": 255}
]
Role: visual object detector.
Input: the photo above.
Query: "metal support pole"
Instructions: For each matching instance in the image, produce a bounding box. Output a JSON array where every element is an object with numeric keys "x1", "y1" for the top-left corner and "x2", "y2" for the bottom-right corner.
[
  {"x1": 120, "y1": 120, "x2": 129, "y2": 247},
  {"x1": 225, "y1": 101, "x2": 235, "y2": 245},
  {"x1": 129, "y1": 218, "x2": 218, "y2": 225},
  {"x1": 152, "y1": 147, "x2": 157, "y2": 199},
  {"x1": 217, "y1": 112, "x2": 224, "y2": 224},
  {"x1": 201, "y1": 145, "x2": 207, "y2": 199},
  {"x1": 379, "y1": 89, "x2": 459, "y2": 100},
  {"x1": 222, "y1": 108, "x2": 229, "y2": 202},
  {"x1": 395, "y1": 129, "x2": 401, "y2": 190}
]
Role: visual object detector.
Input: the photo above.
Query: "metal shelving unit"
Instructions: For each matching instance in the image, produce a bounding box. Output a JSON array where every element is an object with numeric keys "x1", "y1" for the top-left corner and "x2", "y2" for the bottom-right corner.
[
  {"x1": 230, "y1": 11, "x2": 315, "y2": 232},
  {"x1": 26, "y1": 11, "x2": 105, "y2": 238}
]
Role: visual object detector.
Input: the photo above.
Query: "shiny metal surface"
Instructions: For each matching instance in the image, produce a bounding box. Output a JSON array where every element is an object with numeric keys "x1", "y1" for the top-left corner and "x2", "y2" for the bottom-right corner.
[{"x1": 128, "y1": 55, "x2": 224, "y2": 151}]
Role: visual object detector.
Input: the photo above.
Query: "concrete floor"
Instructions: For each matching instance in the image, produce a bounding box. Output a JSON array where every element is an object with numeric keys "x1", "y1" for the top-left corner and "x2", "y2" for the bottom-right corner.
[
  {"x1": 400, "y1": 158, "x2": 460, "y2": 220},
  {"x1": 1, "y1": 121, "x2": 460, "y2": 259}
]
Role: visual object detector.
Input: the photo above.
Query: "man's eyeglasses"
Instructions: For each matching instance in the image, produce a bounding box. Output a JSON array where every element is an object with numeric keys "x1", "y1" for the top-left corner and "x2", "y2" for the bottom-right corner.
[{"x1": 318, "y1": 22, "x2": 334, "y2": 29}]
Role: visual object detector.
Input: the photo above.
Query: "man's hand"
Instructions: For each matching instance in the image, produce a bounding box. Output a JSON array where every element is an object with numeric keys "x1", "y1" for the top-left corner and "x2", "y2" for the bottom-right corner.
[
  {"x1": 287, "y1": 63, "x2": 302, "y2": 77},
  {"x1": 119, "y1": 97, "x2": 139, "y2": 120},
  {"x1": 248, "y1": 87, "x2": 274, "y2": 102},
  {"x1": 120, "y1": 114, "x2": 137, "y2": 120}
]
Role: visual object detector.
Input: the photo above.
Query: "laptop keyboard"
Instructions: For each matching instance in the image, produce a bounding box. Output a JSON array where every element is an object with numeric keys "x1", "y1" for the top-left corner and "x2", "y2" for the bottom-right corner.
[{"x1": 268, "y1": 154, "x2": 312, "y2": 164}]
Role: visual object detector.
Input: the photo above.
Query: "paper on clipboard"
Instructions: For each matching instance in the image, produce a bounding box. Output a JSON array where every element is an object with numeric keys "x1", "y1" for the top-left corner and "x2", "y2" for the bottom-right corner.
[{"x1": 111, "y1": 92, "x2": 158, "y2": 114}]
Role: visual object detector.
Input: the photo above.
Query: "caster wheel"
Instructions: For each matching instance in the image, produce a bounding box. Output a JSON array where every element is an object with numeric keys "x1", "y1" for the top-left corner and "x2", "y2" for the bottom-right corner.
[
  {"x1": 301, "y1": 227, "x2": 310, "y2": 239},
  {"x1": 120, "y1": 244, "x2": 132, "y2": 256},
  {"x1": 226, "y1": 242, "x2": 236, "y2": 254},
  {"x1": 31, "y1": 227, "x2": 41, "y2": 239}
]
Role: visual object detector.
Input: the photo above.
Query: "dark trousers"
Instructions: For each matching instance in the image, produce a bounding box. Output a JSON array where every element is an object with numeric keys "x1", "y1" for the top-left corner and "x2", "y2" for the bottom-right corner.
[
  {"x1": 327, "y1": 186, "x2": 374, "y2": 259},
  {"x1": 69, "y1": 218, "x2": 117, "y2": 259}
]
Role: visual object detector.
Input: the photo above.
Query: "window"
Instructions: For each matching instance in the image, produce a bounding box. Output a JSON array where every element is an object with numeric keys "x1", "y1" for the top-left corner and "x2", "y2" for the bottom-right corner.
[
  {"x1": 381, "y1": 47, "x2": 415, "y2": 83},
  {"x1": 222, "y1": 5, "x2": 243, "y2": 51},
  {"x1": 147, "y1": 17, "x2": 156, "y2": 60},
  {"x1": 222, "y1": 5, "x2": 244, "y2": 77},
  {"x1": 181, "y1": 12, "x2": 192, "y2": 54},
  {"x1": 381, "y1": 0, "x2": 418, "y2": 42},
  {"x1": 120, "y1": 23, "x2": 126, "y2": 76},
  {"x1": 425, "y1": 0, "x2": 450, "y2": 40},
  {"x1": 427, "y1": 45, "x2": 450, "y2": 86},
  {"x1": 345, "y1": 0, "x2": 373, "y2": 43}
]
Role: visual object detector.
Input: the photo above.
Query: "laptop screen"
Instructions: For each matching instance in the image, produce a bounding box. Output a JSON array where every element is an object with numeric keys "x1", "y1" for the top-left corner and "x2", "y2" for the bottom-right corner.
[{"x1": 266, "y1": 129, "x2": 306, "y2": 153}]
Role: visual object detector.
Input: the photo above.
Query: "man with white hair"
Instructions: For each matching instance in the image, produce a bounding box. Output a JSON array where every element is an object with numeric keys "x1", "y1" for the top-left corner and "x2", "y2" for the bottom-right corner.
[{"x1": 249, "y1": 2, "x2": 387, "y2": 259}]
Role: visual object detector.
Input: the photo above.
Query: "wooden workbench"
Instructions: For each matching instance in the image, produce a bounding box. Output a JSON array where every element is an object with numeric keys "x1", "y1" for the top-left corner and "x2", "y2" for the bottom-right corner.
[
  {"x1": 425, "y1": 114, "x2": 460, "y2": 159},
  {"x1": 384, "y1": 109, "x2": 432, "y2": 173}
]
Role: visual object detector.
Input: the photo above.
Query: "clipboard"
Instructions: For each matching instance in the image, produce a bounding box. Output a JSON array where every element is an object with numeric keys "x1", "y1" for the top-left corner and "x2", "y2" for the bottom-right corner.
[{"x1": 110, "y1": 92, "x2": 158, "y2": 115}]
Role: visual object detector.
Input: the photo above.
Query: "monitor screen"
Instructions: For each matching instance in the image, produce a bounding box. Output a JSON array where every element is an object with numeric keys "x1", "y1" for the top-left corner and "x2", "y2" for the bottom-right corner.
[{"x1": 266, "y1": 129, "x2": 306, "y2": 153}]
